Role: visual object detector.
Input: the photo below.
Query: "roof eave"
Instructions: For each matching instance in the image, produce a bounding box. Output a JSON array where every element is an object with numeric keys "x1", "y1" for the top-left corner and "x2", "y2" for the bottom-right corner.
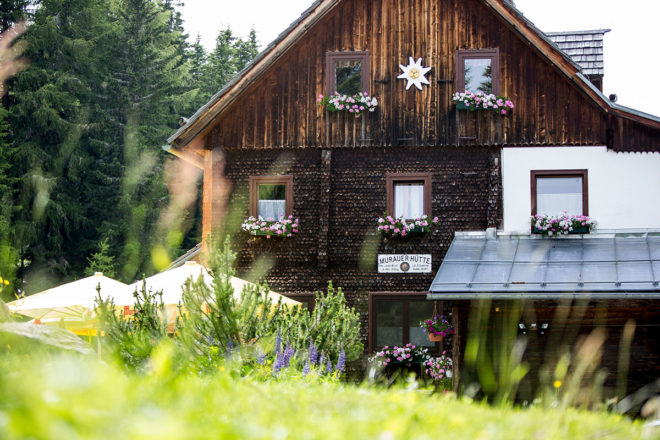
[{"x1": 167, "y1": 0, "x2": 340, "y2": 149}]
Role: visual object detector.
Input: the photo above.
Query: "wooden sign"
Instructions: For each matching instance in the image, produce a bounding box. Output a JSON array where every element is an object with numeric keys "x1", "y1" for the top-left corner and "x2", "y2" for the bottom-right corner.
[{"x1": 378, "y1": 254, "x2": 432, "y2": 273}]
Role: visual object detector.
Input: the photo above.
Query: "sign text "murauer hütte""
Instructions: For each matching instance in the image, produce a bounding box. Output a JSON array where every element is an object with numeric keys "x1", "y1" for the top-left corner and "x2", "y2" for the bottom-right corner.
[{"x1": 377, "y1": 254, "x2": 432, "y2": 273}]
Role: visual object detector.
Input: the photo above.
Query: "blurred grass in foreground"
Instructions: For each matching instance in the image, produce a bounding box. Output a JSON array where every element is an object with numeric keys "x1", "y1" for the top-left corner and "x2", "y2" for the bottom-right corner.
[{"x1": 0, "y1": 347, "x2": 651, "y2": 440}]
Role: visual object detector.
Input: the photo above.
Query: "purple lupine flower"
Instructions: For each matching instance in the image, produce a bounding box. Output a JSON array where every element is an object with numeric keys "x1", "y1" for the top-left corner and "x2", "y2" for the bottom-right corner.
[
  {"x1": 308, "y1": 341, "x2": 319, "y2": 365},
  {"x1": 336, "y1": 350, "x2": 346, "y2": 373},
  {"x1": 226, "y1": 337, "x2": 234, "y2": 358},
  {"x1": 319, "y1": 353, "x2": 325, "y2": 367},
  {"x1": 274, "y1": 350, "x2": 284, "y2": 375},
  {"x1": 326, "y1": 357, "x2": 333, "y2": 375},
  {"x1": 275, "y1": 329, "x2": 282, "y2": 354},
  {"x1": 302, "y1": 360, "x2": 310, "y2": 377},
  {"x1": 257, "y1": 351, "x2": 266, "y2": 365},
  {"x1": 283, "y1": 343, "x2": 294, "y2": 368}
]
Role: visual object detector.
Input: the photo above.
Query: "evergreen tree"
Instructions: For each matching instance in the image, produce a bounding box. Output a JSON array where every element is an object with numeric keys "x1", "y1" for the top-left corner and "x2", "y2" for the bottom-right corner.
[
  {"x1": 84, "y1": 238, "x2": 116, "y2": 277},
  {"x1": 106, "y1": 0, "x2": 191, "y2": 280},
  {"x1": 9, "y1": 0, "x2": 114, "y2": 287}
]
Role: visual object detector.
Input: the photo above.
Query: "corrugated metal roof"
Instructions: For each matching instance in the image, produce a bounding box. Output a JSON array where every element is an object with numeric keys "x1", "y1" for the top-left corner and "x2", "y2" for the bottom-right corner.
[
  {"x1": 547, "y1": 29, "x2": 610, "y2": 76},
  {"x1": 428, "y1": 230, "x2": 660, "y2": 299}
]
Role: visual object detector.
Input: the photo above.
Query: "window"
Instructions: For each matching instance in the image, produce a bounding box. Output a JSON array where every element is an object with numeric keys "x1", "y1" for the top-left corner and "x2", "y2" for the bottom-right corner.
[
  {"x1": 249, "y1": 176, "x2": 293, "y2": 219},
  {"x1": 369, "y1": 294, "x2": 441, "y2": 352},
  {"x1": 325, "y1": 51, "x2": 370, "y2": 95},
  {"x1": 456, "y1": 49, "x2": 500, "y2": 95},
  {"x1": 531, "y1": 170, "x2": 588, "y2": 216},
  {"x1": 386, "y1": 173, "x2": 432, "y2": 219}
]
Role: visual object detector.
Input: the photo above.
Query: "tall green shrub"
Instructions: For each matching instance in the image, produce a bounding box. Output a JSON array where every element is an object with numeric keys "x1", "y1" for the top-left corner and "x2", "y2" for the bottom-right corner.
[{"x1": 279, "y1": 283, "x2": 363, "y2": 363}]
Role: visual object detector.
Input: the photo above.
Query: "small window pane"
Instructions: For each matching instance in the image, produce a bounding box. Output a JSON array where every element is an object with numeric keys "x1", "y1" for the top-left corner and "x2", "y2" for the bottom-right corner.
[
  {"x1": 258, "y1": 184, "x2": 286, "y2": 219},
  {"x1": 409, "y1": 301, "x2": 436, "y2": 347},
  {"x1": 464, "y1": 58, "x2": 493, "y2": 94},
  {"x1": 536, "y1": 177, "x2": 583, "y2": 216},
  {"x1": 376, "y1": 300, "x2": 403, "y2": 347},
  {"x1": 335, "y1": 59, "x2": 362, "y2": 95},
  {"x1": 394, "y1": 182, "x2": 424, "y2": 219}
]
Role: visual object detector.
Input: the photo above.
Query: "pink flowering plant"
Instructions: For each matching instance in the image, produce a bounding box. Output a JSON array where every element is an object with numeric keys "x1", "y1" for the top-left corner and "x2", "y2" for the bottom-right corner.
[
  {"x1": 369, "y1": 343, "x2": 453, "y2": 383},
  {"x1": 317, "y1": 91, "x2": 378, "y2": 118},
  {"x1": 241, "y1": 215, "x2": 299, "y2": 238},
  {"x1": 420, "y1": 315, "x2": 454, "y2": 338},
  {"x1": 425, "y1": 351, "x2": 453, "y2": 381},
  {"x1": 377, "y1": 214, "x2": 440, "y2": 238},
  {"x1": 531, "y1": 213, "x2": 596, "y2": 236},
  {"x1": 452, "y1": 91, "x2": 514, "y2": 115},
  {"x1": 370, "y1": 343, "x2": 431, "y2": 367}
]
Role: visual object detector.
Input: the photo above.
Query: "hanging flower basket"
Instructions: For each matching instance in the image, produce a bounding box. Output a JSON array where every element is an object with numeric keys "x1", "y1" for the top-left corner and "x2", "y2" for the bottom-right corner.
[
  {"x1": 452, "y1": 91, "x2": 514, "y2": 115},
  {"x1": 531, "y1": 214, "x2": 596, "y2": 236},
  {"x1": 420, "y1": 315, "x2": 453, "y2": 342},
  {"x1": 317, "y1": 91, "x2": 378, "y2": 118},
  {"x1": 377, "y1": 214, "x2": 439, "y2": 238},
  {"x1": 241, "y1": 215, "x2": 299, "y2": 239}
]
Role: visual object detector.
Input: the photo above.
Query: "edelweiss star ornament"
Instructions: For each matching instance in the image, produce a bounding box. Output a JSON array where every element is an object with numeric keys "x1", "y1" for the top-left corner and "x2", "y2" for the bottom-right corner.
[{"x1": 398, "y1": 57, "x2": 431, "y2": 90}]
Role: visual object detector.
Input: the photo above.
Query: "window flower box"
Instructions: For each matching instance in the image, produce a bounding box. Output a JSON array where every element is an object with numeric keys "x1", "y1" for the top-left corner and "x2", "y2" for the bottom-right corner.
[
  {"x1": 377, "y1": 214, "x2": 439, "y2": 238},
  {"x1": 318, "y1": 91, "x2": 378, "y2": 118},
  {"x1": 452, "y1": 91, "x2": 514, "y2": 115},
  {"x1": 241, "y1": 215, "x2": 299, "y2": 238},
  {"x1": 531, "y1": 214, "x2": 596, "y2": 236}
]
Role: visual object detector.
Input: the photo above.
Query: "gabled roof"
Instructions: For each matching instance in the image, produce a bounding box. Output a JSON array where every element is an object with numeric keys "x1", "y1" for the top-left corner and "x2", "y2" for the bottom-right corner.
[
  {"x1": 547, "y1": 29, "x2": 610, "y2": 76},
  {"x1": 168, "y1": 0, "x2": 660, "y2": 150}
]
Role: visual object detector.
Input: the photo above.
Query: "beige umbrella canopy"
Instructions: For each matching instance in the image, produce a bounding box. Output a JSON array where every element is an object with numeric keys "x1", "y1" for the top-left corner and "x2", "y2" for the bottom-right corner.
[{"x1": 7, "y1": 272, "x2": 134, "y2": 335}]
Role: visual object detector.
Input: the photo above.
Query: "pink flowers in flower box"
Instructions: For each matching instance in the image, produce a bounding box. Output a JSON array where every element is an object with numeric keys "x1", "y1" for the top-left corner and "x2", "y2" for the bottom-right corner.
[
  {"x1": 377, "y1": 214, "x2": 440, "y2": 238},
  {"x1": 241, "y1": 215, "x2": 299, "y2": 238},
  {"x1": 452, "y1": 90, "x2": 515, "y2": 115},
  {"x1": 531, "y1": 213, "x2": 596, "y2": 236},
  {"x1": 318, "y1": 91, "x2": 378, "y2": 118}
]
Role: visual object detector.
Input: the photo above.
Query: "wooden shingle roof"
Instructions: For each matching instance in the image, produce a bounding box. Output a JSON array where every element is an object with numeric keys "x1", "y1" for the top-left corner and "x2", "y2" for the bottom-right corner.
[{"x1": 546, "y1": 29, "x2": 610, "y2": 76}]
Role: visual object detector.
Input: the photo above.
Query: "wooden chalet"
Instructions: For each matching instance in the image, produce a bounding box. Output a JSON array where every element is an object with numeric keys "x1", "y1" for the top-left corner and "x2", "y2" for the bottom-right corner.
[{"x1": 167, "y1": 0, "x2": 660, "y2": 398}]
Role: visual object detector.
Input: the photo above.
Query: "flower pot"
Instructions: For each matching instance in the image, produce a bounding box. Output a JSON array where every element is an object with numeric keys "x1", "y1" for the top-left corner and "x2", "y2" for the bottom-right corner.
[{"x1": 428, "y1": 333, "x2": 444, "y2": 342}]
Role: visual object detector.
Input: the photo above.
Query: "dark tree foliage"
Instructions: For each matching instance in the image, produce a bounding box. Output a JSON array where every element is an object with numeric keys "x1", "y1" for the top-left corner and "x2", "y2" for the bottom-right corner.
[{"x1": 5, "y1": 0, "x2": 261, "y2": 293}]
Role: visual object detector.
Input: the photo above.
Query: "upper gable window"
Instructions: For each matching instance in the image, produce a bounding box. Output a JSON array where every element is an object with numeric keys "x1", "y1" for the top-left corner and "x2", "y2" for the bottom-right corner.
[
  {"x1": 325, "y1": 51, "x2": 370, "y2": 95},
  {"x1": 456, "y1": 49, "x2": 500, "y2": 95}
]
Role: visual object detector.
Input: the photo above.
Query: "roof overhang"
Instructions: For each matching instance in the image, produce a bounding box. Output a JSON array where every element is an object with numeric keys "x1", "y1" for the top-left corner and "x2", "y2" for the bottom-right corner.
[{"x1": 428, "y1": 230, "x2": 660, "y2": 301}]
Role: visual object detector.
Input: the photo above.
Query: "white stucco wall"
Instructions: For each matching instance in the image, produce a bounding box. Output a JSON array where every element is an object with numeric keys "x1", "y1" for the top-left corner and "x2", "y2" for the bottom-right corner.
[{"x1": 501, "y1": 146, "x2": 660, "y2": 232}]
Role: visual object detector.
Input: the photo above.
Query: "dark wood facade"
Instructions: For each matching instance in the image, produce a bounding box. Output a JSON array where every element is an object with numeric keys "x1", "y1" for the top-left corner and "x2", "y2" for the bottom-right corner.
[
  {"x1": 169, "y1": 0, "x2": 660, "y2": 394},
  {"x1": 196, "y1": 0, "x2": 660, "y2": 152}
]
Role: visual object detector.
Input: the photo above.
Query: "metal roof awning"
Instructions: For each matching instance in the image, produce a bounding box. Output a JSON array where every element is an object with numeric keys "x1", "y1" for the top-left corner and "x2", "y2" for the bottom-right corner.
[{"x1": 428, "y1": 231, "x2": 660, "y2": 300}]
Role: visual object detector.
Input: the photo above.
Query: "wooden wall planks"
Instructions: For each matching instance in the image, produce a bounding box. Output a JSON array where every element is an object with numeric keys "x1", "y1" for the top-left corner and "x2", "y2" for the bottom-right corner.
[{"x1": 207, "y1": 0, "x2": 659, "y2": 151}]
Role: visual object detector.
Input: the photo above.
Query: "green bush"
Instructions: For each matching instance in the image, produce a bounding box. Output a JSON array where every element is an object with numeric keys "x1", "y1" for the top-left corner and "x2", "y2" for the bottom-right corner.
[
  {"x1": 96, "y1": 281, "x2": 167, "y2": 370},
  {"x1": 278, "y1": 282, "x2": 363, "y2": 364}
]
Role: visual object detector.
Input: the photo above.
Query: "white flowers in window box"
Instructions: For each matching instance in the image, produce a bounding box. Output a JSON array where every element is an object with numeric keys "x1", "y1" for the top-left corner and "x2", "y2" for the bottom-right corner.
[
  {"x1": 452, "y1": 91, "x2": 514, "y2": 115},
  {"x1": 317, "y1": 91, "x2": 378, "y2": 117},
  {"x1": 531, "y1": 213, "x2": 596, "y2": 236},
  {"x1": 241, "y1": 215, "x2": 299, "y2": 239},
  {"x1": 377, "y1": 214, "x2": 439, "y2": 238}
]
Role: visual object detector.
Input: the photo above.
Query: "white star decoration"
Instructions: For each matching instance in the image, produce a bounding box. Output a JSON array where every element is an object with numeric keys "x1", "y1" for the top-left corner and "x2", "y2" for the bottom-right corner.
[{"x1": 397, "y1": 57, "x2": 432, "y2": 91}]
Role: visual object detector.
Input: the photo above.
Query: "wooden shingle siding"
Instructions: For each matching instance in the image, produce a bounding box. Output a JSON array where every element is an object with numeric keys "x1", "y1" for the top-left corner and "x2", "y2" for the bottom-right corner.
[{"x1": 206, "y1": 0, "x2": 659, "y2": 151}]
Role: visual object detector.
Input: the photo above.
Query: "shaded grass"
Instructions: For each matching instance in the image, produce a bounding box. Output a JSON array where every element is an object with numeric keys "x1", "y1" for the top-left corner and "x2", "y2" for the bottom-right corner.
[{"x1": 0, "y1": 350, "x2": 650, "y2": 440}]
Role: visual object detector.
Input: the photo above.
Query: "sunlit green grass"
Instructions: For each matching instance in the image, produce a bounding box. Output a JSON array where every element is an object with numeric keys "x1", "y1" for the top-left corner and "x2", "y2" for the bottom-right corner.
[{"x1": 0, "y1": 347, "x2": 650, "y2": 440}]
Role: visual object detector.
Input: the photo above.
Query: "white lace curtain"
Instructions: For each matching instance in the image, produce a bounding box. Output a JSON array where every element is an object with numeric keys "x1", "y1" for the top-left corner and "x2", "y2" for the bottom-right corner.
[
  {"x1": 394, "y1": 183, "x2": 424, "y2": 219},
  {"x1": 258, "y1": 200, "x2": 286, "y2": 220},
  {"x1": 537, "y1": 194, "x2": 582, "y2": 216}
]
